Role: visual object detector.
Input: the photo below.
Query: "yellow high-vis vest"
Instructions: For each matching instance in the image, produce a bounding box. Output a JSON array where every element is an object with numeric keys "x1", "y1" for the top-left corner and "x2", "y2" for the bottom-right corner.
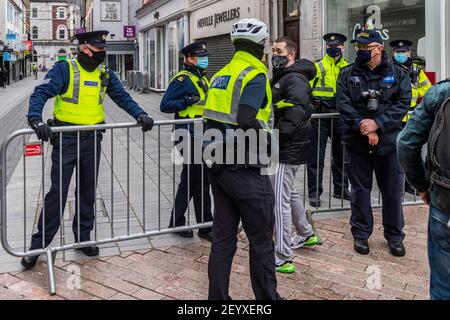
[
  {"x1": 203, "y1": 51, "x2": 273, "y2": 131},
  {"x1": 403, "y1": 64, "x2": 432, "y2": 123},
  {"x1": 311, "y1": 54, "x2": 348, "y2": 98},
  {"x1": 172, "y1": 70, "x2": 210, "y2": 119},
  {"x1": 53, "y1": 59, "x2": 108, "y2": 125}
]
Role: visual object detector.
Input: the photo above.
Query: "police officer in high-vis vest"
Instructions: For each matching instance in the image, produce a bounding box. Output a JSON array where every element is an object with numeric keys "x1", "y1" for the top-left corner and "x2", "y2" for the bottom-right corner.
[
  {"x1": 160, "y1": 41, "x2": 214, "y2": 242},
  {"x1": 390, "y1": 40, "x2": 431, "y2": 126},
  {"x1": 307, "y1": 33, "x2": 351, "y2": 207},
  {"x1": 204, "y1": 19, "x2": 281, "y2": 301},
  {"x1": 21, "y1": 31, "x2": 155, "y2": 270},
  {"x1": 390, "y1": 40, "x2": 431, "y2": 195}
]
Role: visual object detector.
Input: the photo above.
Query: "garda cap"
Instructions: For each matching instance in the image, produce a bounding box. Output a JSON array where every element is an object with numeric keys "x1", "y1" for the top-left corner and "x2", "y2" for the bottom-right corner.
[
  {"x1": 75, "y1": 30, "x2": 109, "y2": 49},
  {"x1": 323, "y1": 33, "x2": 347, "y2": 45},
  {"x1": 181, "y1": 41, "x2": 209, "y2": 57},
  {"x1": 389, "y1": 40, "x2": 413, "y2": 52},
  {"x1": 351, "y1": 29, "x2": 384, "y2": 45}
]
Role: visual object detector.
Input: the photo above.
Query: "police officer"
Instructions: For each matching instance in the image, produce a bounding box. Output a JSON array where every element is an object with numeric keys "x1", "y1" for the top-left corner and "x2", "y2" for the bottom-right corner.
[
  {"x1": 336, "y1": 29, "x2": 411, "y2": 257},
  {"x1": 21, "y1": 31, "x2": 155, "y2": 270},
  {"x1": 307, "y1": 33, "x2": 351, "y2": 207},
  {"x1": 390, "y1": 39, "x2": 431, "y2": 195},
  {"x1": 160, "y1": 41, "x2": 213, "y2": 242},
  {"x1": 203, "y1": 19, "x2": 281, "y2": 300}
]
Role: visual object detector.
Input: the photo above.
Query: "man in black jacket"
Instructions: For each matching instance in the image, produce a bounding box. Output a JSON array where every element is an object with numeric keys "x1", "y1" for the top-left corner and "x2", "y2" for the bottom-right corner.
[
  {"x1": 271, "y1": 37, "x2": 320, "y2": 274},
  {"x1": 336, "y1": 29, "x2": 411, "y2": 257}
]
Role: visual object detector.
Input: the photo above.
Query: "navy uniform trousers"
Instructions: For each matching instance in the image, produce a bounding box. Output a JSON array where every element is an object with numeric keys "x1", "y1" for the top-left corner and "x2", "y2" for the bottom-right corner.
[
  {"x1": 307, "y1": 116, "x2": 349, "y2": 199},
  {"x1": 31, "y1": 133, "x2": 102, "y2": 250},
  {"x1": 168, "y1": 137, "x2": 213, "y2": 234},
  {"x1": 347, "y1": 150, "x2": 405, "y2": 242},
  {"x1": 207, "y1": 167, "x2": 281, "y2": 300}
]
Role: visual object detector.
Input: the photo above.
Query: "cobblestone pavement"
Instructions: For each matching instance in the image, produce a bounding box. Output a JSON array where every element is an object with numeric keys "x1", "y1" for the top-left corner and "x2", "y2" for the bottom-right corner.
[
  {"x1": 0, "y1": 205, "x2": 430, "y2": 300},
  {"x1": 0, "y1": 86, "x2": 430, "y2": 300}
]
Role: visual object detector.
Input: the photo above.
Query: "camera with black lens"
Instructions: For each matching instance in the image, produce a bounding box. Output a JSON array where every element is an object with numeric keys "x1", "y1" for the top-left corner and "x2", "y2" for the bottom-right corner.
[{"x1": 362, "y1": 89, "x2": 381, "y2": 113}]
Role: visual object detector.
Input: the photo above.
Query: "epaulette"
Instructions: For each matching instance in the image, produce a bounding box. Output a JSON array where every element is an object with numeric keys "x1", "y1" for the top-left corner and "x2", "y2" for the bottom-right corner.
[{"x1": 175, "y1": 75, "x2": 186, "y2": 83}]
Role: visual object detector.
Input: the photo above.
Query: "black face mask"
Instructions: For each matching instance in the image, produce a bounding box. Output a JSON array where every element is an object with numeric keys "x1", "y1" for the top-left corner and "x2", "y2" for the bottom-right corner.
[
  {"x1": 234, "y1": 40, "x2": 265, "y2": 60},
  {"x1": 356, "y1": 49, "x2": 374, "y2": 65},
  {"x1": 77, "y1": 50, "x2": 106, "y2": 72},
  {"x1": 272, "y1": 55, "x2": 289, "y2": 69}
]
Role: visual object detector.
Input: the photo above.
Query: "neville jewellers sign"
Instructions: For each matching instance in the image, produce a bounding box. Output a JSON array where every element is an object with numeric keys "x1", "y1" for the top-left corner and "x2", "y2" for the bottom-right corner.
[{"x1": 197, "y1": 7, "x2": 241, "y2": 29}]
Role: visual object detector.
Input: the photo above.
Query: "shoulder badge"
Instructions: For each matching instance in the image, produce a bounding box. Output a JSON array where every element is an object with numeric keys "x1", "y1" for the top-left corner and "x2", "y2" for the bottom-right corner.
[{"x1": 176, "y1": 75, "x2": 186, "y2": 83}]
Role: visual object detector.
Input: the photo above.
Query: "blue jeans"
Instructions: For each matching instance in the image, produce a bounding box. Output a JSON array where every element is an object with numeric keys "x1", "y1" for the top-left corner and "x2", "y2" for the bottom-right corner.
[{"x1": 428, "y1": 205, "x2": 450, "y2": 300}]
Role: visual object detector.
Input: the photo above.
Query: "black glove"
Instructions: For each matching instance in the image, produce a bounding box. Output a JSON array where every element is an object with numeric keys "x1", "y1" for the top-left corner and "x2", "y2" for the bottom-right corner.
[
  {"x1": 137, "y1": 114, "x2": 154, "y2": 132},
  {"x1": 183, "y1": 95, "x2": 201, "y2": 106},
  {"x1": 28, "y1": 117, "x2": 53, "y2": 142}
]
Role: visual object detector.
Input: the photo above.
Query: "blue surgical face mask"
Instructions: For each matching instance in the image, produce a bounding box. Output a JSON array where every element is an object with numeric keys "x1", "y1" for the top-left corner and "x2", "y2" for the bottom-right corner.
[
  {"x1": 394, "y1": 52, "x2": 408, "y2": 64},
  {"x1": 196, "y1": 56, "x2": 209, "y2": 70}
]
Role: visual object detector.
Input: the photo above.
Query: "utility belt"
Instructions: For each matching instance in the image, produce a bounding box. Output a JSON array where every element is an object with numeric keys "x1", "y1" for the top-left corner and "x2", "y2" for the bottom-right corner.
[{"x1": 48, "y1": 118, "x2": 106, "y2": 137}]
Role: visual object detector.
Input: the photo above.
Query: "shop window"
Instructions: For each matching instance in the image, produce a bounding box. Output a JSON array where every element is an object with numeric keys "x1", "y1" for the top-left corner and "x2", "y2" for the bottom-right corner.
[{"x1": 326, "y1": 0, "x2": 427, "y2": 62}]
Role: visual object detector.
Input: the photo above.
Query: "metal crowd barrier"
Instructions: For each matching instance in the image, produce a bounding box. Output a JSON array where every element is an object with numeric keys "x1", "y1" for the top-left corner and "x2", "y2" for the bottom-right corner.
[
  {"x1": 305, "y1": 113, "x2": 423, "y2": 218},
  {"x1": 0, "y1": 113, "x2": 423, "y2": 296},
  {"x1": 0, "y1": 119, "x2": 209, "y2": 295}
]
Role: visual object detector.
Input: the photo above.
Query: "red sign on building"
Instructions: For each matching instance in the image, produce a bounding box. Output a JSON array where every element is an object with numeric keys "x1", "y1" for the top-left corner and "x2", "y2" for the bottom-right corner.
[{"x1": 25, "y1": 143, "x2": 42, "y2": 157}]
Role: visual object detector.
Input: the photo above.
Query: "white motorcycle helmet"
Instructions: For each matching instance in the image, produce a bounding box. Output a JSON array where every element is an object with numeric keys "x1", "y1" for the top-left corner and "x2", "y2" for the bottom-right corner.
[{"x1": 231, "y1": 19, "x2": 269, "y2": 44}]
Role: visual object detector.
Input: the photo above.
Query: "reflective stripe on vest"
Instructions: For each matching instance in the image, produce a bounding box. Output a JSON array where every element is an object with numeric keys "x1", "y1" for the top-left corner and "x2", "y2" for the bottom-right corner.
[
  {"x1": 53, "y1": 59, "x2": 107, "y2": 125},
  {"x1": 174, "y1": 70, "x2": 209, "y2": 119},
  {"x1": 313, "y1": 61, "x2": 334, "y2": 93},
  {"x1": 203, "y1": 66, "x2": 254, "y2": 125},
  {"x1": 60, "y1": 60, "x2": 81, "y2": 104},
  {"x1": 203, "y1": 51, "x2": 273, "y2": 132}
]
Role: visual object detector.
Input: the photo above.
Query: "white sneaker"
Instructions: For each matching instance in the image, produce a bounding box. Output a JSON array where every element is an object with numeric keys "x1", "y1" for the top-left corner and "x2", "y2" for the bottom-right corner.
[{"x1": 291, "y1": 235, "x2": 308, "y2": 250}]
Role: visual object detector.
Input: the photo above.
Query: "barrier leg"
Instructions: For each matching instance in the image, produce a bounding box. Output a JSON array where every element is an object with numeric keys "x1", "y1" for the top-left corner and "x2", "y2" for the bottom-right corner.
[{"x1": 46, "y1": 249, "x2": 57, "y2": 295}]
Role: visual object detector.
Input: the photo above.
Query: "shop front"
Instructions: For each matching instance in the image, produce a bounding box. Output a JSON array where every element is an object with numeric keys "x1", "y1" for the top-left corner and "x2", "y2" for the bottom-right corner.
[
  {"x1": 324, "y1": 0, "x2": 447, "y2": 81},
  {"x1": 190, "y1": 0, "x2": 264, "y2": 79},
  {"x1": 138, "y1": 0, "x2": 189, "y2": 91},
  {"x1": 105, "y1": 42, "x2": 136, "y2": 81}
]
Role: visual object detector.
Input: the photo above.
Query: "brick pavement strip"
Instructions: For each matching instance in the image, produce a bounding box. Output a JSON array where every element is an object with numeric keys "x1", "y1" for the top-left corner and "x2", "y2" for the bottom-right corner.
[
  {"x1": 0, "y1": 205, "x2": 430, "y2": 300},
  {"x1": 0, "y1": 89, "x2": 431, "y2": 300}
]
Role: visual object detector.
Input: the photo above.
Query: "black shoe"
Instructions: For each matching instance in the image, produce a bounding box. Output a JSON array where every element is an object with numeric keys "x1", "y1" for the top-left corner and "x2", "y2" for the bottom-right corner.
[
  {"x1": 354, "y1": 238, "x2": 370, "y2": 255},
  {"x1": 334, "y1": 190, "x2": 351, "y2": 201},
  {"x1": 76, "y1": 246, "x2": 100, "y2": 257},
  {"x1": 388, "y1": 241, "x2": 406, "y2": 257},
  {"x1": 198, "y1": 231, "x2": 214, "y2": 243},
  {"x1": 20, "y1": 255, "x2": 40, "y2": 270},
  {"x1": 309, "y1": 199, "x2": 321, "y2": 207},
  {"x1": 174, "y1": 230, "x2": 194, "y2": 239}
]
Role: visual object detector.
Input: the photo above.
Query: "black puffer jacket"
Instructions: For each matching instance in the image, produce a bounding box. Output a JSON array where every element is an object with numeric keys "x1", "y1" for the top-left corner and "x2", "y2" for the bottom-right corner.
[{"x1": 272, "y1": 59, "x2": 317, "y2": 164}]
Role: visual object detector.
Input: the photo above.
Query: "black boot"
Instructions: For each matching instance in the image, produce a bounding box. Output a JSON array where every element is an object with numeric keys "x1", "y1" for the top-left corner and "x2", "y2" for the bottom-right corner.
[
  {"x1": 174, "y1": 230, "x2": 194, "y2": 239},
  {"x1": 76, "y1": 246, "x2": 100, "y2": 257},
  {"x1": 354, "y1": 238, "x2": 370, "y2": 255},
  {"x1": 388, "y1": 241, "x2": 406, "y2": 257},
  {"x1": 21, "y1": 255, "x2": 40, "y2": 270},
  {"x1": 334, "y1": 190, "x2": 351, "y2": 201}
]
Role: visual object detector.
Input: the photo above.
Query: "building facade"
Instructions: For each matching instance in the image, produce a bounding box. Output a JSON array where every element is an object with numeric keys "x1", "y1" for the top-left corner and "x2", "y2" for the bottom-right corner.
[
  {"x1": 30, "y1": 0, "x2": 79, "y2": 70},
  {"x1": 1, "y1": 0, "x2": 31, "y2": 84},
  {"x1": 287, "y1": 0, "x2": 449, "y2": 82},
  {"x1": 85, "y1": 0, "x2": 138, "y2": 80},
  {"x1": 137, "y1": 0, "x2": 274, "y2": 91}
]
